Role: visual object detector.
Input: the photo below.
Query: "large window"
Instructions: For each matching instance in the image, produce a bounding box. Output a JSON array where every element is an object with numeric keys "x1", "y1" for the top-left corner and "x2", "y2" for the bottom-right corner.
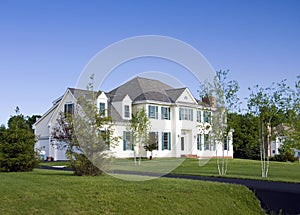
[
  {"x1": 64, "y1": 103, "x2": 74, "y2": 115},
  {"x1": 179, "y1": 108, "x2": 193, "y2": 121},
  {"x1": 161, "y1": 107, "x2": 170, "y2": 120},
  {"x1": 124, "y1": 105, "x2": 130, "y2": 118},
  {"x1": 99, "y1": 102, "x2": 106, "y2": 115},
  {"x1": 197, "y1": 110, "x2": 202, "y2": 122},
  {"x1": 123, "y1": 131, "x2": 133, "y2": 151},
  {"x1": 197, "y1": 134, "x2": 202, "y2": 150},
  {"x1": 203, "y1": 111, "x2": 211, "y2": 123},
  {"x1": 162, "y1": 132, "x2": 171, "y2": 150},
  {"x1": 148, "y1": 105, "x2": 158, "y2": 119}
]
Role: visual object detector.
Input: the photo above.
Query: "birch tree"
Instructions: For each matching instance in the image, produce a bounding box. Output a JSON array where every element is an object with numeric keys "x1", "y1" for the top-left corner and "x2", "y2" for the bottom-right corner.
[
  {"x1": 247, "y1": 79, "x2": 293, "y2": 177},
  {"x1": 199, "y1": 70, "x2": 239, "y2": 175},
  {"x1": 127, "y1": 107, "x2": 151, "y2": 165}
]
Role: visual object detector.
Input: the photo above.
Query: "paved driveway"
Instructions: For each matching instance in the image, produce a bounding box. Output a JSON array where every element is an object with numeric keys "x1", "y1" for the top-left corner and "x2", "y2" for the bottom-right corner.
[{"x1": 165, "y1": 174, "x2": 300, "y2": 214}]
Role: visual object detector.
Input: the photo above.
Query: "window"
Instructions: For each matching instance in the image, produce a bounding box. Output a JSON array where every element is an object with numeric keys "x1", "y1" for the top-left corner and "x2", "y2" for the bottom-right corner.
[
  {"x1": 197, "y1": 110, "x2": 202, "y2": 122},
  {"x1": 181, "y1": 137, "x2": 184, "y2": 151},
  {"x1": 99, "y1": 129, "x2": 110, "y2": 150},
  {"x1": 203, "y1": 111, "x2": 211, "y2": 123},
  {"x1": 123, "y1": 131, "x2": 133, "y2": 151},
  {"x1": 179, "y1": 108, "x2": 193, "y2": 121},
  {"x1": 162, "y1": 132, "x2": 171, "y2": 150},
  {"x1": 148, "y1": 105, "x2": 158, "y2": 119},
  {"x1": 64, "y1": 103, "x2": 74, "y2": 115},
  {"x1": 197, "y1": 134, "x2": 202, "y2": 150},
  {"x1": 204, "y1": 134, "x2": 209, "y2": 151},
  {"x1": 99, "y1": 102, "x2": 106, "y2": 115},
  {"x1": 124, "y1": 105, "x2": 130, "y2": 118},
  {"x1": 161, "y1": 107, "x2": 170, "y2": 120},
  {"x1": 148, "y1": 132, "x2": 159, "y2": 149},
  {"x1": 223, "y1": 137, "x2": 228, "y2": 150}
]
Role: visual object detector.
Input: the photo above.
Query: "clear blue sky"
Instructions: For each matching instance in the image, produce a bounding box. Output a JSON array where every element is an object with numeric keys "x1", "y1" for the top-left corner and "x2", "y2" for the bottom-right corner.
[{"x1": 0, "y1": 0, "x2": 299, "y2": 125}]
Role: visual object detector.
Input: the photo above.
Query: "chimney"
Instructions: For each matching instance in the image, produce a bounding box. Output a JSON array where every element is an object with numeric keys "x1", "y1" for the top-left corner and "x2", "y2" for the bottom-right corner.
[{"x1": 202, "y1": 96, "x2": 217, "y2": 108}]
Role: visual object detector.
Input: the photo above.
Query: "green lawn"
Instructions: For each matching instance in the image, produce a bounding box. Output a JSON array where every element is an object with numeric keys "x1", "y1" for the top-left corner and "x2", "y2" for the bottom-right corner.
[
  {"x1": 172, "y1": 158, "x2": 300, "y2": 183},
  {"x1": 40, "y1": 158, "x2": 300, "y2": 183},
  {"x1": 0, "y1": 169, "x2": 264, "y2": 215}
]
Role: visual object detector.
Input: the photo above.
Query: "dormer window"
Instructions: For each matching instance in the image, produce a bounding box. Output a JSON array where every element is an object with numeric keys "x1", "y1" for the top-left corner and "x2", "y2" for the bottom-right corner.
[
  {"x1": 99, "y1": 102, "x2": 106, "y2": 115},
  {"x1": 124, "y1": 105, "x2": 130, "y2": 118},
  {"x1": 64, "y1": 103, "x2": 74, "y2": 115}
]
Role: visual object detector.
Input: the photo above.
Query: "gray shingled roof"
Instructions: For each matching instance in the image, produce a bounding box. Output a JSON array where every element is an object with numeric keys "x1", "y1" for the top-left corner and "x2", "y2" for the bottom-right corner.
[
  {"x1": 68, "y1": 88, "x2": 102, "y2": 100},
  {"x1": 107, "y1": 77, "x2": 186, "y2": 103}
]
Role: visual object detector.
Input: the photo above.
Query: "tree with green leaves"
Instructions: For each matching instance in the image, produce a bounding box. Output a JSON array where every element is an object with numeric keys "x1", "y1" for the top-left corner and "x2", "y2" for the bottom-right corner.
[
  {"x1": 247, "y1": 78, "x2": 294, "y2": 177},
  {"x1": 127, "y1": 107, "x2": 151, "y2": 165},
  {"x1": 0, "y1": 110, "x2": 39, "y2": 172},
  {"x1": 199, "y1": 70, "x2": 240, "y2": 175},
  {"x1": 51, "y1": 76, "x2": 119, "y2": 176},
  {"x1": 144, "y1": 132, "x2": 158, "y2": 160}
]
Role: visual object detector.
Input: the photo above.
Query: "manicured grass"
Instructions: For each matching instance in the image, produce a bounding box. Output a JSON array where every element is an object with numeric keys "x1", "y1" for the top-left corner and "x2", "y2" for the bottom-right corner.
[
  {"x1": 39, "y1": 161, "x2": 70, "y2": 167},
  {"x1": 0, "y1": 169, "x2": 264, "y2": 215},
  {"x1": 101, "y1": 157, "x2": 300, "y2": 183},
  {"x1": 39, "y1": 158, "x2": 300, "y2": 183},
  {"x1": 172, "y1": 158, "x2": 300, "y2": 183}
]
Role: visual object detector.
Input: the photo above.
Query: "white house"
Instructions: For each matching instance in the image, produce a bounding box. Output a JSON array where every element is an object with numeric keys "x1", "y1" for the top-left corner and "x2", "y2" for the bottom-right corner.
[
  {"x1": 34, "y1": 77, "x2": 233, "y2": 161},
  {"x1": 270, "y1": 136, "x2": 287, "y2": 157}
]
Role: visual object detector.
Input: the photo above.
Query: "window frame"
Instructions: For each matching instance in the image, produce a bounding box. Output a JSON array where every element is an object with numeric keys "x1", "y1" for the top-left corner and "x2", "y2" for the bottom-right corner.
[
  {"x1": 148, "y1": 105, "x2": 158, "y2": 119},
  {"x1": 179, "y1": 107, "x2": 193, "y2": 121},
  {"x1": 99, "y1": 102, "x2": 106, "y2": 115},
  {"x1": 197, "y1": 110, "x2": 202, "y2": 122},
  {"x1": 162, "y1": 132, "x2": 171, "y2": 150},
  {"x1": 203, "y1": 111, "x2": 211, "y2": 123},
  {"x1": 123, "y1": 131, "x2": 133, "y2": 151},
  {"x1": 64, "y1": 103, "x2": 74, "y2": 115},
  {"x1": 124, "y1": 105, "x2": 130, "y2": 118},
  {"x1": 197, "y1": 134, "x2": 202, "y2": 150},
  {"x1": 161, "y1": 107, "x2": 170, "y2": 120},
  {"x1": 148, "y1": 132, "x2": 159, "y2": 150}
]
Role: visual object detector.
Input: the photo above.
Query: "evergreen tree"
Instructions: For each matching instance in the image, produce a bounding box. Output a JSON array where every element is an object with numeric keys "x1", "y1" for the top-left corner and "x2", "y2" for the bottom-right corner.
[{"x1": 0, "y1": 113, "x2": 39, "y2": 172}]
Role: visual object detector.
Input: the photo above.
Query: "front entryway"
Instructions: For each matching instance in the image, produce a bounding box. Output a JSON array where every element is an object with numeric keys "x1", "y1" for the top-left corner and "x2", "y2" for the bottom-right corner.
[{"x1": 180, "y1": 130, "x2": 192, "y2": 156}]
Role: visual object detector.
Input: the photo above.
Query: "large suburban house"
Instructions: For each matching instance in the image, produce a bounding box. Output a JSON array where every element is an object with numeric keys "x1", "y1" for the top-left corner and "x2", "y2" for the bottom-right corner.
[{"x1": 34, "y1": 77, "x2": 233, "y2": 161}]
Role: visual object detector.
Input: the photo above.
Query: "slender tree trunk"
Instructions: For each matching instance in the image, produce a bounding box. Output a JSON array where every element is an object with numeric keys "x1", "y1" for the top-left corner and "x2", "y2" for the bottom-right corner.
[{"x1": 222, "y1": 141, "x2": 225, "y2": 175}]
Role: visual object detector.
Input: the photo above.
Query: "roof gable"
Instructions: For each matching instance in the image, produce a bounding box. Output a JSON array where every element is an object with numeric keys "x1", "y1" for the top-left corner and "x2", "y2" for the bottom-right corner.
[{"x1": 174, "y1": 88, "x2": 197, "y2": 104}]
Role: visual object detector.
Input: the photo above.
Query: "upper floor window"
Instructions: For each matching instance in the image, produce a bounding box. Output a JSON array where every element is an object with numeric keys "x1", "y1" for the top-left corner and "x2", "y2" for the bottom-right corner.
[
  {"x1": 197, "y1": 110, "x2": 202, "y2": 122},
  {"x1": 161, "y1": 107, "x2": 170, "y2": 120},
  {"x1": 99, "y1": 102, "x2": 106, "y2": 115},
  {"x1": 148, "y1": 105, "x2": 158, "y2": 119},
  {"x1": 203, "y1": 111, "x2": 211, "y2": 123},
  {"x1": 64, "y1": 103, "x2": 74, "y2": 115},
  {"x1": 179, "y1": 108, "x2": 193, "y2": 121},
  {"x1": 124, "y1": 105, "x2": 130, "y2": 118}
]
